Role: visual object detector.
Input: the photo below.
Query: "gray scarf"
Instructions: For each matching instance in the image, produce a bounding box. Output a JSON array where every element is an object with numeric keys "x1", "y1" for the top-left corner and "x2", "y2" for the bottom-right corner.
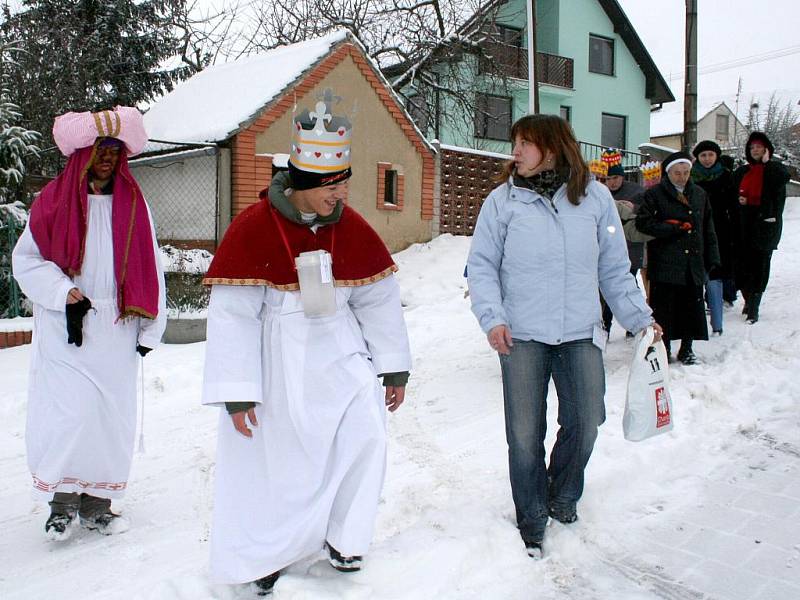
[{"x1": 268, "y1": 171, "x2": 344, "y2": 226}]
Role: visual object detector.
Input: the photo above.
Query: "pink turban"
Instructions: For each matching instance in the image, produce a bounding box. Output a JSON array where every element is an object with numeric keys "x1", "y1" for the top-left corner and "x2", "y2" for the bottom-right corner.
[{"x1": 53, "y1": 106, "x2": 148, "y2": 157}]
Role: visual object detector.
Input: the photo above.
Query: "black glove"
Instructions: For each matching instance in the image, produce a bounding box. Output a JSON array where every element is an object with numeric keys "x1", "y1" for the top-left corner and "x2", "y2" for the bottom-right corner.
[
  {"x1": 65, "y1": 297, "x2": 92, "y2": 347},
  {"x1": 136, "y1": 345, "x2": 152, "y2": 357}
]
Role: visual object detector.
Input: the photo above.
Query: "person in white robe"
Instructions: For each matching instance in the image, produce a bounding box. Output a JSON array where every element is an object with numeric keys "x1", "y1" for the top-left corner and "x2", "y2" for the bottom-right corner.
[
  {"x1": 202, "y1": 89, "x2": 412, "y2": 596},
  {"x1": 11, "y1": 107, "x2": 166, "y2": 541}
]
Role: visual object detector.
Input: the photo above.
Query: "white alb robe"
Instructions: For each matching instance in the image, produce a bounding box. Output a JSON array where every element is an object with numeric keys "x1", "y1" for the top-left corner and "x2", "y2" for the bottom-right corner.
[
  {"x1": 11, "y1": 194, "x2": 166, "y2": 500},
  {"x1": 202, "y1": 277, "x2": 411, "y2": 584}
]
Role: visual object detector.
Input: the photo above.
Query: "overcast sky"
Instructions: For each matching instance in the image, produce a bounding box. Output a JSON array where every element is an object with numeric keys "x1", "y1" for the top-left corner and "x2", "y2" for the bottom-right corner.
[{"x1": 617, "y1": 0, "x2": 800, "y2": 112}]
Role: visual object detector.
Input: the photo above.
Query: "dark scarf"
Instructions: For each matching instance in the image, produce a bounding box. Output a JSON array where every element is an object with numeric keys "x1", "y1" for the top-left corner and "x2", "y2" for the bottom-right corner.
[
  {"x1": 513, "y1": 169, "x2": 567, "y2": 200},
  {"x1": 691, "y1": 161, "x2": 724, "y2": 183},
  {"x1": 268, "y1": 170, "x2": 343, "y2": 226}
]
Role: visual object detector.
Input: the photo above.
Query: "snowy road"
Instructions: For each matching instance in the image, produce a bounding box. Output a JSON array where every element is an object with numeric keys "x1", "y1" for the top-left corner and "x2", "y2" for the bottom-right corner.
[{"x1": 1, "y1": 202, "x2": 798, "y2": 599}]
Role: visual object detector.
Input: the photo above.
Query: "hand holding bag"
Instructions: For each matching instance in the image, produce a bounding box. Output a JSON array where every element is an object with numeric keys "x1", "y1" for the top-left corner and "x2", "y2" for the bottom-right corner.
[{"x1": 623, "y1": 326, "x2": 674, "y2": 441}]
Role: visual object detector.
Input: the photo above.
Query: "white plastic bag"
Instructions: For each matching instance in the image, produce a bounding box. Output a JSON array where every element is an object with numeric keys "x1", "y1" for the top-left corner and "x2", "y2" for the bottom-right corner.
[{"x1": 623, "y1": 326, "x2": 674, "y2": 441}]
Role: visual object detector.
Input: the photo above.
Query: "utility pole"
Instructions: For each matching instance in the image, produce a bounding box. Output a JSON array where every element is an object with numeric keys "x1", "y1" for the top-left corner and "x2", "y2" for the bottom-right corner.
[
  {"x1": 733, "y1": 77, "x2": 743, "y2": 152},
  {"x1": 683, "y1": 0, "x2": 698, "y2": 152},
  {"x1": 526, "y1": 0, "x2": 539, "y2": 114}
]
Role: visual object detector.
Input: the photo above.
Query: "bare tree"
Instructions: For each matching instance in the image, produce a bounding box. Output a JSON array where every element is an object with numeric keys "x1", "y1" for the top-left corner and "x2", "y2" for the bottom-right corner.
[{"x1": 194, "y1": 0, "x2": 528, "y2": 150}]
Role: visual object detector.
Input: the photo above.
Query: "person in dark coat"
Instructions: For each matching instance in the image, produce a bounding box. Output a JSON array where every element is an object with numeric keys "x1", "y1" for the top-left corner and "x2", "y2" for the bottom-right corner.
[
  {"x1": 691, "y1": 140, "x2": 737, "y2": 334},
  {"x1": 636, "y1": 152, "x2": 720, "y2": 364},
  {"x1": 599, "y1": 156, "x2": 646, "y2": 336},
  {"x1": 732, "y1": 131, "x2": 790, "y2": 323}
]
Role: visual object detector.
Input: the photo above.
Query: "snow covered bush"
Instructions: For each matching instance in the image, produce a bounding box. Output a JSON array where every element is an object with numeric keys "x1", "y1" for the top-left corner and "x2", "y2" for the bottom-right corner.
[
  {"x1": 159, "y1": 245, "x2": 213, "y2": 318},
  {"x1": 0, "y1": 200, "x2": 30, "y2": 317}
]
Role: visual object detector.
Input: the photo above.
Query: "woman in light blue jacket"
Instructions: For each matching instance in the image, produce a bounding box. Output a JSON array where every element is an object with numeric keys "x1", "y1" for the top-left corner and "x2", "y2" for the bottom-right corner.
[{"x1": 467, "y1": 114, "x2": 661, "y2": 558}]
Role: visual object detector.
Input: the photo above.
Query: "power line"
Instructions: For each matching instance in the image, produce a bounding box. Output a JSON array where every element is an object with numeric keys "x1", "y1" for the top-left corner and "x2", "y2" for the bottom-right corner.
[{"x1": 667, "y1": 45, "x2": 800, "y2": 81}]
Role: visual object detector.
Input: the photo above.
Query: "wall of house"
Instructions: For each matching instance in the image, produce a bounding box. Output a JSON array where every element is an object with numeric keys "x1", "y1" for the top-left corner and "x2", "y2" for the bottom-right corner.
[
  {"x1": 649, "y1": 133, "x2": 682, "y2": 151},
  {"x1": 697, "y1": 105, "x2": 746, "y2": 150},
  {"x1": 556, "y1": 0, "x2": 652, "y2": 151},
  {"x1": 248, "y1": 54, "x2": 433, "y2": 253},
  {"x1": 130, "y1": 152, "x2": 218, "y2": 248}
]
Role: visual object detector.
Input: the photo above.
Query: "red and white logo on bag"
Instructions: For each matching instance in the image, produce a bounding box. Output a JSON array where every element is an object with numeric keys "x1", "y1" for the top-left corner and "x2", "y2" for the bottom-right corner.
[{"x1": 655, "y1": 387, "x2": 671, "y2": 428}]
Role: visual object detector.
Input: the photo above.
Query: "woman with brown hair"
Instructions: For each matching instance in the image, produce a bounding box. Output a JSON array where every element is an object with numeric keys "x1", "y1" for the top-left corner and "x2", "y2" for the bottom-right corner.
[{"x1": 467, "y1": 114, "x2": 659, "y2": 558}]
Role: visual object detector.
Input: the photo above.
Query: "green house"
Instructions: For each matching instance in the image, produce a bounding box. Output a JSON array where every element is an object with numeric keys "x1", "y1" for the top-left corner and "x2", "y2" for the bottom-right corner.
[{"x1": 396, "y1": 0, "x2": 674, "y2": 156}]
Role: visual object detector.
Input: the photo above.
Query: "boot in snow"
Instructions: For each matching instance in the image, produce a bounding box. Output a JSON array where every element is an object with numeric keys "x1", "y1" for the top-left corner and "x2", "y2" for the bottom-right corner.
[
  {"x1": 80, "y1": 511, "x2": 130, "y2": 535},
  {"x1": 326, "y1": 542, "x2": 363, "y2": 572},
  {"x1": 548, "y1": 505, "x2": 578, "y2": 524},
  {"x1": 524, "y1": 538, "x2": 543, "y2": 559},
  {"x1": 45, "y1": 512, "x2": 77, "y2": 541},
  {"x1": 252, "y1": 571, "x2": 280, "y2": 596},
  {"x1": 747, "y1": 293, "x2": 762, "y2": 323}
]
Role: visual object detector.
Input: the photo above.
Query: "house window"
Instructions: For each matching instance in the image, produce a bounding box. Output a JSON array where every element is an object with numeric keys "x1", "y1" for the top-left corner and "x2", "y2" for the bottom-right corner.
[
  {"x1": 384, "y1": 169, "x2": 398, "y2": 205},
  {"x1": 474, "y1": 94, "x2": 513, "y2": 140},
  {"x1": 601, "y1": 113, "x2": 627, "y2": 149},
  {"x1": 716, "y1": 113, "x2": 730, "y2": 141},
  {"x1": 480, "y1": 24, "x2": 524, "y2": 78},
  {"x1": 496, "y1": 24, "x2": 523, "y2": 47},
  {"x1": 560, "y1": 106, "x2": 571, "y2": 123},
  {"x1": 408, "y1": 95, "x2": 430, "y2": 133},
  {"x1": 376, "y1": 162, "x2": 404, "y2": 211},
  {"x1": 589, "y1": 35, "x2": 614, "y2": 76}
]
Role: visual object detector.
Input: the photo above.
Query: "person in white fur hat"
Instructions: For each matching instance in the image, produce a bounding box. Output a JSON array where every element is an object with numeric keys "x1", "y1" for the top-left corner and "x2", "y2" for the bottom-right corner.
[
  {"x1": 12, "y1": 107, "x2": 166, "y2": 541},
  {"x1": 636, "y1": 151, "x2": 719, "y2": 364}
]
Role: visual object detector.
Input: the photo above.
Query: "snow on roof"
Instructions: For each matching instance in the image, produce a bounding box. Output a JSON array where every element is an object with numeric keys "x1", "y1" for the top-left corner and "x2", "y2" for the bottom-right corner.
[
  {"x1": 143, "y1": 30, "x2": 349, "y2": 144},
  {"x1": 440, "y1": 143, "x2": 510, "y2": 160},
  {"x1": 650, "y1": 97, "x2": 742, "y2": 138}
]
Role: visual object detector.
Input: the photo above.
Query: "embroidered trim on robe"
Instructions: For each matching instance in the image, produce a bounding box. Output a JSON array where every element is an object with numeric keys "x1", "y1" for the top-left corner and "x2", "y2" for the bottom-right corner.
[{"x1": 204, "y1": 197, "x2": 396, "y2": 288}]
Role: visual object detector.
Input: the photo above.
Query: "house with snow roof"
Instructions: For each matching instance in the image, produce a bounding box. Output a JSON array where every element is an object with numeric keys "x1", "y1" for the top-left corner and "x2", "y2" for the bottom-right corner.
[
  {"x1": 132, "y1": 31, "x2": 435, "y2": 253},
  {"x1": 648, "y1": 99, "x2": 747, "y2": 154}
]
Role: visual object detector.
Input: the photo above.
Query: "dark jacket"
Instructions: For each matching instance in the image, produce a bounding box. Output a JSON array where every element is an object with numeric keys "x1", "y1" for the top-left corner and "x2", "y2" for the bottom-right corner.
[
  {"x1": 692, "y1": 168, "x2": 737, "y2": 279},
  {"x1": 733, "y1": 160, "x2": 790, "y2": 251},
  {"x1": 611, "y1": 180, "x2": 646, "y2": 270},
  {"x1": 636, "y1": 179, "x2": 720, "y2": 286}
]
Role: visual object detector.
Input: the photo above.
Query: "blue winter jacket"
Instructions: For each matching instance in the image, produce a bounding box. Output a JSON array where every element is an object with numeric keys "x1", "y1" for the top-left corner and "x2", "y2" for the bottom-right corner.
[{"x1": 467, "y1": 177, "x2": 652, "y2": 346}]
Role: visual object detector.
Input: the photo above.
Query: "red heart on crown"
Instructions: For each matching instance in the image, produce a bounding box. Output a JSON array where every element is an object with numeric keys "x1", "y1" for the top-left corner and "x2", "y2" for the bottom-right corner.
[
  {"x1": 336, "y1": 152, "x2": 342, "y2": 158},
  {"x1": 314, "y1": 152, "x2": 321, "y2": 158},
  {"x1": 296, "y1": 147, "x2": 301, "y2": 153},
  {"x1": 337, "y1": 128, "x2": 345, "y2": 136}
]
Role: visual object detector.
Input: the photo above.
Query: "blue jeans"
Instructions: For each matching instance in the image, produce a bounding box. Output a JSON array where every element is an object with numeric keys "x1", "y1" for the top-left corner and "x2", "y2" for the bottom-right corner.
[
  {"x1": 706, "y1": 279, "x2": 723, "y2": 332},
  {"x1": 499, "y1": 338, "x2": 606, "y2": 542}
]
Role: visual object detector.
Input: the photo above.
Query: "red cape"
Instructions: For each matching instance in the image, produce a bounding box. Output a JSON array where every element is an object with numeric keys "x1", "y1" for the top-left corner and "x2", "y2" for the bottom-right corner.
[{"x1": 204, "y1": 195, "x2": 396, "y2": 290}]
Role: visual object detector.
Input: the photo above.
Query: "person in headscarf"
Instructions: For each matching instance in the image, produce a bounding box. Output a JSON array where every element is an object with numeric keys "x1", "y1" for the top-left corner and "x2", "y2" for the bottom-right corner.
[
  {"x1": 200, "y1": 89, "x2": 411, "y2": 596},
  {"x1": 12, "y1": 107, "x2": 166, "y2": 540},
  {"x1": 732, "y1": 131, "x2": 790, "y2": 323},
  {"x1": 691, "y1": 140, "x2": 737, "y2": 334},
  {"x1": 636, "y1": 152, "x2": 720, "y2": 364}
]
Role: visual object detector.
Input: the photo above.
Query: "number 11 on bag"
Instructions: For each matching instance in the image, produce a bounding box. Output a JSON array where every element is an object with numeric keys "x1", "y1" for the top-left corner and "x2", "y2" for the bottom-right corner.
[{"x1": 623, "y1": 327, "x2": 674, "y2": 441}]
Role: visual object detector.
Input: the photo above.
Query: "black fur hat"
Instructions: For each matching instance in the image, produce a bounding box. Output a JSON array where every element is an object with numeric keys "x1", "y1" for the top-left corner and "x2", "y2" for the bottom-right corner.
[{"x1": 692, "y1": 140, "x2": 722, "y2": 159}]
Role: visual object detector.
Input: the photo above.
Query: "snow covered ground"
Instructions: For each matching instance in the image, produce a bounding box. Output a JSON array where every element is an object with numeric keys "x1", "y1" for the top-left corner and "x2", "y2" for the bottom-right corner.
[{"x1": 1, "y1": 202, "x2": 799, "y2": 600}]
